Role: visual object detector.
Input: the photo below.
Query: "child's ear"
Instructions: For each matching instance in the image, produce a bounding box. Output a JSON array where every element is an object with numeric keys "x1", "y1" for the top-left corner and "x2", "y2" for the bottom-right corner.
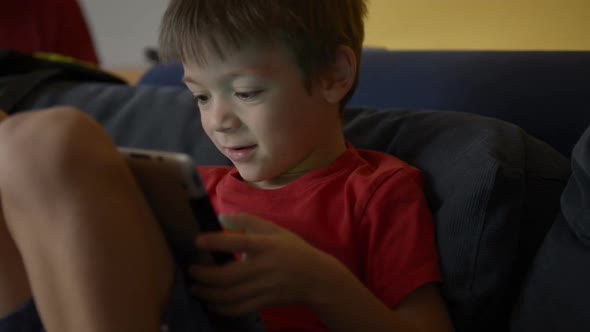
[{"x1": 320, "y1": 45, "x2": 357, "y2": 104}]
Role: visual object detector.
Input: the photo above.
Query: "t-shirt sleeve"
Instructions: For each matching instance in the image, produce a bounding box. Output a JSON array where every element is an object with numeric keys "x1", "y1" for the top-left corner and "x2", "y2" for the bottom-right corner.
[{"x1": 360, "y1": 167, "x2": 441, "y2": 309}]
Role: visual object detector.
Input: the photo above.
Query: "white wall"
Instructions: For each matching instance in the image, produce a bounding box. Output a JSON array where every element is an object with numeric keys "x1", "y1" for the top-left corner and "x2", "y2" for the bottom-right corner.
[{"x1": 78, "y1": 0, "x2": 167, "y2": 68}]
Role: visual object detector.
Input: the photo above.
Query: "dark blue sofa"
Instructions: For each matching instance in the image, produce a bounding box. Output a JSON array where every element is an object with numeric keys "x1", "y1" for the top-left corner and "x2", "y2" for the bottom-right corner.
[
  {"x1": 139, "y1": 49, "x2": 590, "y2": 158},
  {"x1": 3, "y1": 49, "x2": 589, "y2": 332}
]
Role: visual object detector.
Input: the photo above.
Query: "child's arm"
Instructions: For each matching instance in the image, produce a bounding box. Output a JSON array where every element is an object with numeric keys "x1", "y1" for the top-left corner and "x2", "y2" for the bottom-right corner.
[
  {"x1": 305, "y1": 256, "x2": 453, "y2": 332},
  {"x1": 192, "y1": 213, "x2": 453, "y2": 332}
]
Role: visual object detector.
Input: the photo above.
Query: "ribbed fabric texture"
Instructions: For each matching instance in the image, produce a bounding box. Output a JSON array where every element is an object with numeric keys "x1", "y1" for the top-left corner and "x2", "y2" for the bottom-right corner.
[
  {"x1": 512, "y1": 124, "x2": 590, "y2": 332},
  {"x1": 343, "y1": 108, "x2": 570, "y2": 332}
]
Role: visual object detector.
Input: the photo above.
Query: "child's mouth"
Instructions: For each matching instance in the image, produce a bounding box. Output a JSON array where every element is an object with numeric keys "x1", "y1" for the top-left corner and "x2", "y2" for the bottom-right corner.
[{"x1": 225, "y1": 145, "x2": 257, "y2": 162}]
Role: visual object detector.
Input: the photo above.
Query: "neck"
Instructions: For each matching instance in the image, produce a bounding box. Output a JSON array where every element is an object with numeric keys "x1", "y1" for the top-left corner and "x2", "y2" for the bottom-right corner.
[{"x1": 251, "y1": 133, "x2": 347, "y2": 190}]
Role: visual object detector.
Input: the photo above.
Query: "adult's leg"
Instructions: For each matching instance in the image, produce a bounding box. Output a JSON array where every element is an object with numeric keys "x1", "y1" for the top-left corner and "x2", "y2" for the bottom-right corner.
[{"x1": 0, "y1": 108, "x2": 175, "y2": 332}]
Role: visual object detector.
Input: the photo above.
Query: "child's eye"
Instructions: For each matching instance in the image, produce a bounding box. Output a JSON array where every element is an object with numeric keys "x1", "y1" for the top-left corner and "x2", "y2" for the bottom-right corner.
[
  {"x1": 193, "y1": 94, "x2": 210, "y2": 105},
  {"x1": 234, "y1": 90, "x2": 263, "y2": 101}
]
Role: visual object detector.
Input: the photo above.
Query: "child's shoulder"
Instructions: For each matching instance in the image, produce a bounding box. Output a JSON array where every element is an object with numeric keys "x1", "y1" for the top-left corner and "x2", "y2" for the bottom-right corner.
[
  {"x1": 350, "y1": 147, "x2": 422, "y2": 184},
  {"x1": 330, "y1": 146, "x2": 426, "y2": 205}
]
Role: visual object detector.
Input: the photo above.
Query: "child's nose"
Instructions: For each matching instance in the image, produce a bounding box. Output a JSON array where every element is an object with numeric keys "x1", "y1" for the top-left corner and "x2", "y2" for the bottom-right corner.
[{"x1": 211, "y1": 102, "x2": 241, "y2": 133}]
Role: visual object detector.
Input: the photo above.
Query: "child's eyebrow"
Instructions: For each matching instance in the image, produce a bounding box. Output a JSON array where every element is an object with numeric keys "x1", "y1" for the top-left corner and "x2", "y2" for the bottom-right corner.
[
  {"x1": 182, "y1": 76, "x2": 199, "y2": 84},
  {"x1": 183, "y1": 72, "x2": 265, "y2": 87}
]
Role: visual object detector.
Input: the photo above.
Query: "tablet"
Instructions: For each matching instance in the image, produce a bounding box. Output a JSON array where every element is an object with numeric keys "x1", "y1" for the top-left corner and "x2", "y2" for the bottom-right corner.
[
  {"x1": 119, "y1": 147, "x2": 234, "y2": 267},
  {"x1": 119, "y1": 147, "x2": 266, "y2": 332}
]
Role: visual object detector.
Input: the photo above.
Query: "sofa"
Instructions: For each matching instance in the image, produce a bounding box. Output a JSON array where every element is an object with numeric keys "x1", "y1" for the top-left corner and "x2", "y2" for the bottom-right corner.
[
  {"x1": 2, "y1": 49, "x2": 590, "y2": 331},
  {"x1": 139, "y1": 49, "x2": 590, "y2": 159}
]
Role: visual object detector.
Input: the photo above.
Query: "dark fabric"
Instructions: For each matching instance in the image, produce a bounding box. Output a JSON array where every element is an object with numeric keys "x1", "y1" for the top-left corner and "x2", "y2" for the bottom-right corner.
[
  {"x1": 138, "y1": 62, "x2": 184, "y2": 88},
  {"x1": 561, "y1": 125, "x2": 590, "y2": 244},
  {"x1": 0, "y1": 49, "x2": 124, "y2": 85},
  {"x1": 354, "y1": 50, "x2": 590, "y2": 158},
  {"x1": 138, "y1": 50, "x2": 590, "y2": 157},
  {"x1": 0, "y1": 70, "x2": 62, "y2": 114},
  {"x1": 0, "y1": 300, "x2": 43, "y2": 332},
  {"x1": 342, "y1": 108, "x2": 570, "y2": 332},
  {"x1": 511, "y1": 124, "x2": 590, "y2": 332},
  {"x1": 1, "y1": 80, "x2": 571, "y2": 332},
  {"x1": 0, "y1": 270, "x2": 216, "y2": 332}
]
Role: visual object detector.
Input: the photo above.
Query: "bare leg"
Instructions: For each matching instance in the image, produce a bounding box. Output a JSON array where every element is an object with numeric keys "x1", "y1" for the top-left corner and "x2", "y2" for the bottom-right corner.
[
  {"x1": 0, "y1": 197, "x2": 31, "y2": 317},
  {"x1": 0, "y1": 108, "x2": 175, "y2": 332},
  {"x1": 0, "y1": 111, "x2": 30, "y2": 317}
]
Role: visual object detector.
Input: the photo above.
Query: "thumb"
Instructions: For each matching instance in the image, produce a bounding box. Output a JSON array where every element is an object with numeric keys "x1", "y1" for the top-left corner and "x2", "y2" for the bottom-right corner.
[{"x1": 219, "y1": 213, "x2": 282, "y2": 235}]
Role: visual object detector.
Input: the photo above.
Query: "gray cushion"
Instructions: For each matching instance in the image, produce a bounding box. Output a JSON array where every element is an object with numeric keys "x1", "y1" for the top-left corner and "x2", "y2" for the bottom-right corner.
[
  {"x1": 343, "y1": 108, "x2": 570, "y2": 332},
  {"x1": 511, "y1": 125, "x2": 590, "y2": 332}
]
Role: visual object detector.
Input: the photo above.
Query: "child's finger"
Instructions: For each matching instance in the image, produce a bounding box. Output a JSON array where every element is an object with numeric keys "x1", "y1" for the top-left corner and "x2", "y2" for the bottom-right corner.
[
  {"x1": 208, "y1": 293, "x2": 273, "y2": 317},
  {"x1": 220, "y1": 213, "x2": 283, "y2": 234},
  {"x1": 196, "y1": 231, "x2": 266, "y2": 254},
  {"x1": 189, "y1": 259, "x2": 259, "y2": 286},
  {"x1": 191, "y1": 274, "x2": 269, "y2": 304}
]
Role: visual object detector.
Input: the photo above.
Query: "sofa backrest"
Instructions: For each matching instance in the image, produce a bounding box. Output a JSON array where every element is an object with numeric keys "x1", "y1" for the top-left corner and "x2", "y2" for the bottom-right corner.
[
  {"x1": 350, "y1": 49, "x2": 590, "y2": 159},
  {"x1": 138, "y1": 50, "x2": 590, "y2": 158}
]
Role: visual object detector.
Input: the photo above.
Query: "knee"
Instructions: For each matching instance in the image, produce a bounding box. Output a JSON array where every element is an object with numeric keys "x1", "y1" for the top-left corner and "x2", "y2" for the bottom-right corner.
[{"x1": 0, "y1": 107, "x2": 118, "y2": 188}]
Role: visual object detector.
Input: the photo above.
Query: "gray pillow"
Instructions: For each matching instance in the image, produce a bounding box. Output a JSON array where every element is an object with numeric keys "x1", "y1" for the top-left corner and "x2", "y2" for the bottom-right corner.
[
  {"x1": 511, "y1": 124, "x2": 590, "y2": 332},
  {"x1": 342, "y1": 108, "x2": 570, "y2": 332}
]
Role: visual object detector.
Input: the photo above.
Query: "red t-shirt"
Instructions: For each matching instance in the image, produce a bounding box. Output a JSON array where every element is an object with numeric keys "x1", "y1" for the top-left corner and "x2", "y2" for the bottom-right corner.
[
  {"x1": 0, "y1": 0, "x2": 99, "y2": 64},
  {"x1": 199, "y1": 145, "x2": 441, "y2": 332}
]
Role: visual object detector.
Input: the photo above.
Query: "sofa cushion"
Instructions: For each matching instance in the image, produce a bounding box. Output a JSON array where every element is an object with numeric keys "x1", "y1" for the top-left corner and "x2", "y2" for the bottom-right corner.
[
  {"x1": 511, "y1": 124, "x2": 590, "y2": 332},
  {"x1": 343, "y1": 108, "x2": 570, "y2": 332},
  {"x1": 6, "y1": 80, "x2": 571, "y2": 332}
]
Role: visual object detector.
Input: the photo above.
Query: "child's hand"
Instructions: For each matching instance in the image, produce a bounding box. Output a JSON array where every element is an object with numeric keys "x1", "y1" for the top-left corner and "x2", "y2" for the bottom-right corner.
[{"x1": 190, "y1": 213, "x2": 342, "y2": 316}]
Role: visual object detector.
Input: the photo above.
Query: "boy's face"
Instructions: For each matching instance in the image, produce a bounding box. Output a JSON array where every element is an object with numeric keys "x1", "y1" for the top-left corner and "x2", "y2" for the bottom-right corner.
[{"x1": 183, "y1": 43, "x2": 345, "y2": 189}]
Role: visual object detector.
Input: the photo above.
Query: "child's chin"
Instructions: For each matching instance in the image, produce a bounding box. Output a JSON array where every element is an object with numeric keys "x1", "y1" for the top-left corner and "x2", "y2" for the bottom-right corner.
[{"x1": 235, "y1": 167, "x2": 267, "y2": 183}]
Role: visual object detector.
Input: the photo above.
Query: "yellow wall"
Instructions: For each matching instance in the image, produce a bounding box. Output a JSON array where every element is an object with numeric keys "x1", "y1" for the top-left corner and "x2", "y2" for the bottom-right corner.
[{"x1": 364, "y1": 0, "x2": 590, "y2": 50}]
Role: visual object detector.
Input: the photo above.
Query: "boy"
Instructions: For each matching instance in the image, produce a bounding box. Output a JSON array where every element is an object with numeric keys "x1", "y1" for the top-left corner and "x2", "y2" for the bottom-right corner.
[{"x1": 0, "y1": 0, "x2": 453, "y2": 331}]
